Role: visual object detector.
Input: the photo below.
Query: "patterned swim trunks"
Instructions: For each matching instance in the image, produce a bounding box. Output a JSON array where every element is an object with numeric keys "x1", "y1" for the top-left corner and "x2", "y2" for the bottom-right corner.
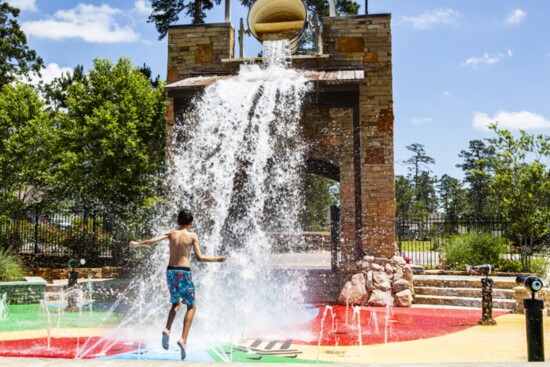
[{"x1": 166, "y1": 266, "x2": 195, "y2": 306}]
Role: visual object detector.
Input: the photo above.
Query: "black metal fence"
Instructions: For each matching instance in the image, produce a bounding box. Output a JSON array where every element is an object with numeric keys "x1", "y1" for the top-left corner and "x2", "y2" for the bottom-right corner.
[
  {"x1": 396, "y1": 214, "x2": 540, "y2": 270},
  {"x1": 0, "y1": 210, "x2": 129, "y2": 260}
]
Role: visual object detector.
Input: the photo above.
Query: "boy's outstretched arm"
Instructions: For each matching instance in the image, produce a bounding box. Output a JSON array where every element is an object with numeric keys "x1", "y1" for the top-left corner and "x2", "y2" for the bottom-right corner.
[
  {"x1": 192, "y1": 234, "x2": 227, "y2": 263},
  {"x1": 129, "y1": 232, "x2": 170, "y2": 248}
]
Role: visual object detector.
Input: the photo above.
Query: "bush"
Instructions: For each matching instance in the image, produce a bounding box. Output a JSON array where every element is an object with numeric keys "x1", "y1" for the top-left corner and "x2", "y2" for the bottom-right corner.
[
  {"x1": 0, "y1": 248, "x2": 24, "y2": 281},
  {"x1": 442, "y1": 232, "x2": 507, "y2": 270}
]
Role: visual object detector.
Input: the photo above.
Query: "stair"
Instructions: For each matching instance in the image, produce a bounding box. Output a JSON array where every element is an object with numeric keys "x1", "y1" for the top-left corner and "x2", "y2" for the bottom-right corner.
[{"x1": 413, "y1": 275, "x2": 517, "y2": 310}]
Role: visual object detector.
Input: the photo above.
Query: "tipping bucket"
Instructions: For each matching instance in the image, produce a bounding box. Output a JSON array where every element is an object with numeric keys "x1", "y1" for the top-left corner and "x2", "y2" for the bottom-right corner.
[{"x1": 248, "y1": 0, "x2": 307, "y2": 54}]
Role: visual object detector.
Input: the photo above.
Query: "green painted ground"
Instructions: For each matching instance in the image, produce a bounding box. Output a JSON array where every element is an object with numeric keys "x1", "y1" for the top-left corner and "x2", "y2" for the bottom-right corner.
[
  {"x1": 1, "y1": 304, "x2": 123, "y2": 332},
  {"x1": 208, "y1": 344, "x2": 331, "y2": 364}
]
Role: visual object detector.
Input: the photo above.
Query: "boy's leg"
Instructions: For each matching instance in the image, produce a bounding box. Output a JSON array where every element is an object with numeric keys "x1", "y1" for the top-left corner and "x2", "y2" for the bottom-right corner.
[
  {"x1": 179, "y1": 304, "x2": 196, "y2": 344},
  {"x1": 176, "y1": 304, "x2": 196, "y2": 360},
  {"x1": 162, "y1": 301, "x2": 179, "y2": 350},
  {"x1": 165, "y1": 301, "x2": 180, "y2": 331}
]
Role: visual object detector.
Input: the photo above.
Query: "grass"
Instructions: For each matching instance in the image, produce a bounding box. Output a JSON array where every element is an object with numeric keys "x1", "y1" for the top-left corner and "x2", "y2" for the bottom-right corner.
[
  {"x1": 1, "y1": 303, "x2": 124, "y2": 332},
  {"x1": 399, "y1": 240, "x2": 437, "y2": 252}
]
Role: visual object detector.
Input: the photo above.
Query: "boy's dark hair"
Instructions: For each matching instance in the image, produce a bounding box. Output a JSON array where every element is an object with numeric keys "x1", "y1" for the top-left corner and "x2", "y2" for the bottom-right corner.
[{"x1": 177, "y1": 209, "x2": 193, "y2": 226}]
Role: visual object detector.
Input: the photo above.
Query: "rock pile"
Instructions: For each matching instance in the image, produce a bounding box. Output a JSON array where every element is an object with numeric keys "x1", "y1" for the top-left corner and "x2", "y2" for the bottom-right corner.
[{"x1": 338, "y1": 255, "x2": 415, "y2": 307}]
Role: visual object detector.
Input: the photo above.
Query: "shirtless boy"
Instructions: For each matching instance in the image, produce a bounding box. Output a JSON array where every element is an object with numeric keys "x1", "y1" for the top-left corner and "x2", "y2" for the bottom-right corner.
[{"x1": 129, "y1": 209, "x2": 227, "y2": 360}]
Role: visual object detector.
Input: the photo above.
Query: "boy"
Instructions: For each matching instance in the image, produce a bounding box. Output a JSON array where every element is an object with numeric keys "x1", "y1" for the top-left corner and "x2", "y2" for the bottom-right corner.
[{"x1": 130, "y1": 209, "x2": 227, "y2": 360}]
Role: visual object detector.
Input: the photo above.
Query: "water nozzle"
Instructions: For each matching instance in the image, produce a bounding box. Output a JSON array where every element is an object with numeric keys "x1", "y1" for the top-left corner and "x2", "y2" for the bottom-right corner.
[
  {"x1": 68, "y1": 258, "x2": 86, "y2": 270},
  {"x1": 516, "y1": 275, "x2": 544, "y2": 297}
]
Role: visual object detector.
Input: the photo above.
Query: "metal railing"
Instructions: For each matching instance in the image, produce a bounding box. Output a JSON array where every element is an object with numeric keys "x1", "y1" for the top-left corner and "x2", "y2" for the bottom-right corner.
[{"x1": 0, "y1": 210, "x2": 129, "y2": 260}]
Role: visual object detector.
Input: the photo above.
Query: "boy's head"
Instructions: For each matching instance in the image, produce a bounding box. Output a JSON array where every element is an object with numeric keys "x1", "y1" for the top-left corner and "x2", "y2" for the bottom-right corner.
[{"x1": 177, "y1": 209, "x2": 193, "y2": 227}]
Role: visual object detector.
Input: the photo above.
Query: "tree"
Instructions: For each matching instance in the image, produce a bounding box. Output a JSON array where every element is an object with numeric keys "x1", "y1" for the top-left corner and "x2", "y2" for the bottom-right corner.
[
  {"x1": 149, "y1": 0, "x2": 360, "y2": 40},
  {"x1": 401, "y1": 143, "x2": 438, "y2": 217},
  {"x1": 51, "y1": 58, "x2": 166, "y2": 217},
  {"x1": 0, "y1": 2, "x2": 43, "y2": 86},
  {"x1": 395, "y1": 175, "x2": 414, "y2": 218},
  {"x1": 42, "y1": 65, "x2": 85, "y2": 112},
  {"x1": 301, "y1": 174, "x2": 338, "y2": 231},
  {"x1": 488, "y1": 124, "x2": 550, "y2": 243},
  {"x1": 438, "y1": 174, "x2": 467, "y2": 220},
  {"x1": 456, "y1": 139, "x2": 495, "y2": 217},
  {"x1": 402, "y1": 143, "x2": 435, "y2": 185},
  {"x1": 0, "y1": 83, "x2": 54, "y2": 215},
  {"x1": 149, "y1": 0, "x2": 222, "y2": 39}
]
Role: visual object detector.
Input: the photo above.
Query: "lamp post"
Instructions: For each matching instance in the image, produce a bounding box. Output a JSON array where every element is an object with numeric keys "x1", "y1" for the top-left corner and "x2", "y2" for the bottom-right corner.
[{"x1": 66, "y1": 258, "x2": 86, "y2": 312}]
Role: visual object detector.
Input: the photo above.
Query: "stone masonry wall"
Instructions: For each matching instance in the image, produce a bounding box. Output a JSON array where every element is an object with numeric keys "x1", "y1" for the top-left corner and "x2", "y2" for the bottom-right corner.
[
  {"x1": 321, "y1": 15, "x2": 396, "y2": 259},
  {"x1": 0, "y1": 279, "x2": 46, "y2": 304}
]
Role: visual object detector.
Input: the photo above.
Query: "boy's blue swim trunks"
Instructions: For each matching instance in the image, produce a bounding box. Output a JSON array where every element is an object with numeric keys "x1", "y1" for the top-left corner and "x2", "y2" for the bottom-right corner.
[{"x1": 166, "y1": 266, "x2": 195, "y2": 305}]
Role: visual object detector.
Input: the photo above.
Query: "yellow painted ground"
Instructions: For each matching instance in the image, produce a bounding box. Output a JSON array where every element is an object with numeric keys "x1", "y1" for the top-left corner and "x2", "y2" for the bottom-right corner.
[{"x1": 292, "y1": 314, "x2": 550, "y2": 364}]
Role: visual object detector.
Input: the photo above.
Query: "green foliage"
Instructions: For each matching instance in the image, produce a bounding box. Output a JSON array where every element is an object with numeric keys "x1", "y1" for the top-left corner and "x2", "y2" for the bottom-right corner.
[
  {"x1": 149, "y1": 0, "x2": 222, "y2": 39},
  {"x1": 438, "y1": 174, "x2": 467, "y2": 220},
  {"x1": 496, "y1": 259, "x2": 523, "y2": 273},
  {"x1": 529, "y1": 257, "x2": 549, "y2": 278},
  {"x1": 51, "y1": 58, "x2": 166, "y2": 217},
  {"x1": 0, "y1": 1, "x2": 44, "y2": 86},
  {"x1": 395, "y1": 175, "x2": 414, "y2": 218},
  {"x1": 0, "y1": 248, "x2": 24, "y2": 281},
  {"x1": 0, "y1": 83, "x2": 54, "y2": 215},
  {"x1": 442, "y1": 232, "x2": 507, "y2": 270},
  {"x1": 301, "y1": 174, "x2": 338, "y2": 231},
  {"x1": 488, "y1": 125, "x2": 550, "y2": 242},
  {"x1": 456, "y1": 140, "x2": 495, "y2": 216}
]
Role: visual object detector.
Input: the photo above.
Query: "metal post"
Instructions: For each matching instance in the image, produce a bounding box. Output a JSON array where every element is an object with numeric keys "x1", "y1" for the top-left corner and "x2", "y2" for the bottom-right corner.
[
  {"x1": 34, "y1": 210, "x2": 39, "y2": 254},
  {"x1": 225, "y1": 0, "x2": 231, "y2": 23},
  {"x1": 478, "y1": 277, "x2": 496, "y2": 325},
  {"x1": 328, "y1": 0, "x2": 336, "y2": 16},
  {"x1": 365, "y1": 0, "x2": 369, "y2": 15},
  {"x1": 330, "y1": 206, "x2": 340, "y2": 272},
  {"x1": 524, "y1": 298, "x2": 545, "y2": 361}
]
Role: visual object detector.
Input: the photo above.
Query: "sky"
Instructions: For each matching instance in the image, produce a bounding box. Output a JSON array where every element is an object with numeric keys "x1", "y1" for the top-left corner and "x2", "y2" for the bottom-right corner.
[{"x1": 8, "y1": 0, "x2": 550, "y2": 179}]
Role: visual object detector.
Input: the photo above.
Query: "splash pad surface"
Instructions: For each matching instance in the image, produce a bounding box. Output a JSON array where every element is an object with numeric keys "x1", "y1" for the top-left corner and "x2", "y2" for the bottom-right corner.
[{"x1": 2, "y1": 303, "x2": 538, "y2": 364}]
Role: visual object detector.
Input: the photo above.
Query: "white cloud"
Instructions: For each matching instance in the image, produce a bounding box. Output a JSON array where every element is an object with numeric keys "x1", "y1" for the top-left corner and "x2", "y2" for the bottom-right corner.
[
  {"x1": 505, "y1": 9, "x2": 527, "y2": 25},
  {"x1": 134, "y1": 0, "x2": 152, "y2": 15},
  {"x1": 403, "y1": 8, "x2": 459, "y2": 30},
  {"x1": 473, "y1": 111, "x2": 550, "y2": 131},
  {"x1": 22, "y1": 4, "x2": 139, "y2": 43},
  {"x1": 462, "y1": 49, "x2": 513, "y2": 67},
  {"x1": 442, "y1": 90, "x2": 451, "y2": 97},
  {"x1": 29, "y1": 63, "x2": 73, "y2": 85},
  {"x1": 411, "y1": 117, "x2": 434, "y2": 125},
  {"x1": 7, "y1": 0, "x2": 37, "y2": 11}
]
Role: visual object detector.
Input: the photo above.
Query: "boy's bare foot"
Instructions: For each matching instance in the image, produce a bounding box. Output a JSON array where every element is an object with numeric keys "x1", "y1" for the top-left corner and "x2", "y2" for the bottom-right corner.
[
  {"x1": 161, "y1": 328, "x2": 170, "y2": 350},
  {"x1": 177, "y1": 338, "x2": 187, "y2": 360}
]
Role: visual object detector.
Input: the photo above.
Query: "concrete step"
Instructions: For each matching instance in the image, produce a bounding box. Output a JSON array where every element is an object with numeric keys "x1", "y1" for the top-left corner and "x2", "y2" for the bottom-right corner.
[
  {"x1": 46, "y1": 283, "x2": 65, "y2": 292},
  {"x1": 415, "y1": 286, "x2": 515, "y2": 300},
  {"x1": 414, "y1": 276, "x2": 517, "y2": 290},
  {"x1": 414, "y1": 295, "x2": 516, "y2": 310}
]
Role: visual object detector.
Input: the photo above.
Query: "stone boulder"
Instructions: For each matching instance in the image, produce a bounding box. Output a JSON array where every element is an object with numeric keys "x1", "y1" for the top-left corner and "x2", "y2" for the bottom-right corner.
[
  {"x1": 367, "y1": 289, "x2": 394, "y2": 307},
  {"x1": 338, "y1": 273, "x2": 369, "y2": 305},
  {"x1": 394, "y1": 289, "x2": 414, "y2": 307},
  {"x1": 392, "y1": 278, "x2": 411, "y2": 293}
]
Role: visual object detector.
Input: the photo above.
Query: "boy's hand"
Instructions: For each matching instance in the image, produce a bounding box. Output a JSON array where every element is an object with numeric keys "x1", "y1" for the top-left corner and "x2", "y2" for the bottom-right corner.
[{"x1": 218, "y1": 256, "x2": 228, "y2": 262}]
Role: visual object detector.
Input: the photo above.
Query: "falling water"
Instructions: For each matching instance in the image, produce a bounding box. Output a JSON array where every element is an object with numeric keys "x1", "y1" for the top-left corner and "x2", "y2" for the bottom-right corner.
[
  {"x1": 0, "y1": 293, "x2": 7, "y2": 321},
  {"x1": 81, "y1": 39, "x2": 314, "y2": 357}
]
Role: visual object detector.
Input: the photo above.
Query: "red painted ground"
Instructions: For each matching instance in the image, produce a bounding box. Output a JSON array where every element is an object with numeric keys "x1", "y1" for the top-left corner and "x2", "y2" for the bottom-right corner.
[
  {"x1": 0, "y1": 337, "x2": 137, "y2": 359},
  {"x1": 0, "y1": 306, "x2": 507, "y2": 358},
  {"x1": 301, "y1": 305, "x2": 508, "y2": 347}
]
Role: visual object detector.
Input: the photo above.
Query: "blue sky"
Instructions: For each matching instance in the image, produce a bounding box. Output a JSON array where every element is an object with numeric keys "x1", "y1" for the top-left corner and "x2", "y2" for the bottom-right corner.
[{"x1": 8, "y1": 0, "x2": 550, "y2": 179}]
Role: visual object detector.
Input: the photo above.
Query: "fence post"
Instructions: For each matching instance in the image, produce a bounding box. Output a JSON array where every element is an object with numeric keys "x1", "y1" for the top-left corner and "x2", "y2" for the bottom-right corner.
[{"x1": 34, "y1": 209, "x2": 40, "y2": 254}]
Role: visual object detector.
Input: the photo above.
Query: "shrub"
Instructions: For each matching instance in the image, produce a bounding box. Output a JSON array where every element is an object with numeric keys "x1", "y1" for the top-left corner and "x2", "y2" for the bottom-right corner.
[
  {"x1": 442, "y1": 232, "x2": 507, "y2": 270},
  {"x1": 0, "y1": 248, "x2": 24, "y2": 281}
]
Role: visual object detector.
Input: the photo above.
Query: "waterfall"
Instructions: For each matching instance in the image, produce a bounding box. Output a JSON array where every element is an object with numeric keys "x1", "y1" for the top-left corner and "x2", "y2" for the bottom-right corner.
[{"x1": 80, "y1": 40, "x2": 314, "y2": 357}]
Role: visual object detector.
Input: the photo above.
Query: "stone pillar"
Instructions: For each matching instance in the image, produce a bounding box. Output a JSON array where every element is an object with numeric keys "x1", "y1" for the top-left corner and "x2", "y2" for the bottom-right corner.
[
  {"x1": 322, "y1": 14, "x2": 396, "y2": 260},
  {"x1": 167, "y1": 23, "x2": 235, "y2": 82}
]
